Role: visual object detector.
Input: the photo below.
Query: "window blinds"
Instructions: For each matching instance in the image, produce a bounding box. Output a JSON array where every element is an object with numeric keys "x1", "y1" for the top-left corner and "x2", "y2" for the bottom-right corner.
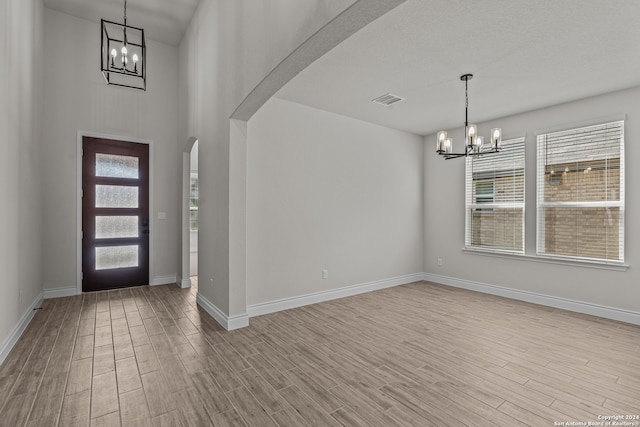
[
  {"x1": 465, "y1": 137, "x2": 525, "y2": 253},
  {"x1": 536, "y1": 121, "x2": 624, "y2": 262}
]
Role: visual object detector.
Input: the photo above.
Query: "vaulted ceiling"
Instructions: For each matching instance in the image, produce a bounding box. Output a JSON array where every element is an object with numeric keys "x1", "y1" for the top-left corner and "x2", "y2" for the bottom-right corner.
[
  {"x1": 42, "y1": 0, "x2": 640, "y2": 136},
  {"x1": 276, "y1": 0, "x2": 640, "y2": 136}
]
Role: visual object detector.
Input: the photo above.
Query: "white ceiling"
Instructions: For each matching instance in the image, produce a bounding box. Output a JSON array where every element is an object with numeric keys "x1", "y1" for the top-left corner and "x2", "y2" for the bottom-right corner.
[
  {"x1": 43, "y1": 0, "x2": 200, "y2": 46},
  {"x1": 276, "y1": 0, "x2": 640, "y2": 136},
  {"x1": 42, "y1": 0, "x2": 640, "y2": 135}
]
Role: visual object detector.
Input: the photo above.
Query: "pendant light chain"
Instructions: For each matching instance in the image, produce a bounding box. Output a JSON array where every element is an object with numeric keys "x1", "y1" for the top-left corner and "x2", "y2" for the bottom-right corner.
[
  {"x1": 464, "y1": 77, "x2": 469, "y2": 128},
  {"x1": 123, "y1": 0, "x2": 128, "y2": 51}
]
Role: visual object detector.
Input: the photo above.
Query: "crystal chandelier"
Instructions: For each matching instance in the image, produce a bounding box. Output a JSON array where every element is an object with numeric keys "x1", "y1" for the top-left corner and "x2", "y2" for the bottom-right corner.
[
  {"x1": 436, "y1": 74, "x2": 501, "y2": 159},
  {"x1": 101, "y1": 0, "x2": 146, "y2": 90}
]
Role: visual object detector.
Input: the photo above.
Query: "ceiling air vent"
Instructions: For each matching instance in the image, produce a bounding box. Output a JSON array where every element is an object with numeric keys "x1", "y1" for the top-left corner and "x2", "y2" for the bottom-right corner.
[{"x1": 371, "y1": 93, "x2": 405, "y2": 106}]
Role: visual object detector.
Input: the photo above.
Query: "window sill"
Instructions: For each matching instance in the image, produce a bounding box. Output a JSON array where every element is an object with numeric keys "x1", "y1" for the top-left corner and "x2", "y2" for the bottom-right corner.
[{"x1": 462, "y1": 247, "x2": 629, "y2": 271}]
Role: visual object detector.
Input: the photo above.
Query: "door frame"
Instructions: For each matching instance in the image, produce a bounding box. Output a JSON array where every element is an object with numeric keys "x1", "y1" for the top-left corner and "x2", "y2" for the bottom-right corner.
[{"x1": 76, "y1": 131, "x2": 154, "y2": 295}]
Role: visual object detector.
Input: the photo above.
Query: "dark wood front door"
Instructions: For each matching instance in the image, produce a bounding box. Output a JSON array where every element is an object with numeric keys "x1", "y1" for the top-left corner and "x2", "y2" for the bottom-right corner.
[{"x1": 82, "y1": 136, "x2": 149, "y2": 292}]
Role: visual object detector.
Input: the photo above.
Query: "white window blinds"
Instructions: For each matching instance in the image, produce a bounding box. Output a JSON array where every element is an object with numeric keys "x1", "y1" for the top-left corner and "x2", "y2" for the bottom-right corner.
[
  {"x1": 465, "y1": 137, "x2": 525, "y2": 253},
  {"x1": 536, "y1": 121, "x2": 624, "y2": 262}
]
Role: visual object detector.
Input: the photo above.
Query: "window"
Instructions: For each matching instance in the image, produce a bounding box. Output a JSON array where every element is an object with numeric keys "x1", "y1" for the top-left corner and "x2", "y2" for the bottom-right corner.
[
  {"x1": 465, "y1": 137, "x2": 525, "y2": 253},
  {"x1": 536, "y1": 121, "x2": 624, "y2": 263},
  {"x1": 190, "y1": 173, "x2": 198, "y2": 230}
]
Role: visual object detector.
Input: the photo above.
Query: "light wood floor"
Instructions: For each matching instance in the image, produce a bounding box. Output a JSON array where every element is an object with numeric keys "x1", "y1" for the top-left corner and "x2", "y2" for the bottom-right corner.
[{"x1": 1, "y1": 280, "x2": 638, "y2": 426}]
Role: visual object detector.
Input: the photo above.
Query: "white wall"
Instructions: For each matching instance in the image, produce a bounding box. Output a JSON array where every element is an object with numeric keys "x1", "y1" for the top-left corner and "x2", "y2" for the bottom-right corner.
[
  {"x1": 178, "y1": 0, "x2": 357, "y2": 317},
  {"x1": 424, "y1": 86, "x2": 640, "y2": 315},
  {"x1": 41, "y1": 9, "x2": 180, "y2": 290},
  {"x1": 0, "y1": 0, "x2": 44, "y2": 356},
  {"x1": 246, "y1": 97, "x2": 423, "y2": 305}
]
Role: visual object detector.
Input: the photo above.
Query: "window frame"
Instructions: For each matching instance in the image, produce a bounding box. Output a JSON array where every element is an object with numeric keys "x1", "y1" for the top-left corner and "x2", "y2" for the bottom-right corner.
[{"x1": 535, "y1": 120, "x2": 625, "y2": 264}]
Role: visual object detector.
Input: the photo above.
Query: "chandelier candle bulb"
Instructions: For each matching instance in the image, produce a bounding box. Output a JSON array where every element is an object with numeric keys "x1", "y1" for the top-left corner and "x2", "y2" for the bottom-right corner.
[
  {"x1": 475, "y1": 136, "x2": 484, "y2": 150},
  {"x1": 443, "y1": 138, "x2": 452, "y2": 154},
  {"x1": 466, "y1": 124, "x2": 478, "y2": 148},
  {"x1": 436, "y1": 131, "x2": 448, "y2": 153},
  {"x1": 490, "y1": 128, "x2": 502, "y2": 149}
]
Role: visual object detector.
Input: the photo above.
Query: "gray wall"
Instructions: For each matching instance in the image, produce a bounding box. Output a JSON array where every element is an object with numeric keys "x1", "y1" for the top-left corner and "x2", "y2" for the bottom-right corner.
[
  {"x1": 246, "y1": 97, "x2": 424, "y2": 306},
  {"x1": 424, "y1": 86, "x2": 640, "y2": 314},
  {"x1": 41, "y1": 9, "x2": 180, "y2": 291},
  {"x1": 178, "y1": 0, "x2": 357, "y2": 317},
  {"x1": 0, "y1": 0, "x2": 44, "y2": 357}
]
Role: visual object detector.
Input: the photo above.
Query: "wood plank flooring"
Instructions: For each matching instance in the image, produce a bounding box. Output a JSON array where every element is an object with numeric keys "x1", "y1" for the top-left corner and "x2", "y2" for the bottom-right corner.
[{"x1": 1, "y1": 280, "x2": 638, "y2": 426}]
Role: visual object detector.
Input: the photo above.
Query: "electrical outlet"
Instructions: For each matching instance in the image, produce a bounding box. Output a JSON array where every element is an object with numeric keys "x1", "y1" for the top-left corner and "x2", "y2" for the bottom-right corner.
[
  {"x1": 210, "y1": 278, "x2": 214, "y2": 288},
  {"x1": 322, "y1": 269, "x2": 329, "y2": 279},
  {"x1": 437, "y1": 258, "x2": 443, "y2": 266}
]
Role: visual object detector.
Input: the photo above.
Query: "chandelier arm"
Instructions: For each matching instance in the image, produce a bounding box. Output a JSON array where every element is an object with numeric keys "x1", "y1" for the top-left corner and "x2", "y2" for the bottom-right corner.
[
  {"x1": 443, "y1": 152, "x2": 468, "y2": 160},
  {"x1": 440, "y1": 146, "x2": 499, "y2": 160}
]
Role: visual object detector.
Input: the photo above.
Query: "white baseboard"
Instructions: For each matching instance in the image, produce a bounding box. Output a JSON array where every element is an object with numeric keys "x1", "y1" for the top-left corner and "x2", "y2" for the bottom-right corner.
[
  {"x1": 43, "y1": 286, "x2": 78, "y2": 299},
  {"x1": 0, "y1": 292, "x2": 44, "y2": 366},
  {"x1": 423, "y1": 273, "x2": 640, "y2": 326},
  {"x1": 46, "y1": 278, "x2": 179, "y2": 295},
  {"x1": 176, "y1": 276, "x2": 192, "y2": 289},
  {"x1": 150, "y1": 275, "x2": 177, "y2": 286},
  {"x1": 196, "y1": 293, "x2": 249, "y2": 331},
  {"x1": 247, "y1": 273, "x2": 424, "y2": 318}
]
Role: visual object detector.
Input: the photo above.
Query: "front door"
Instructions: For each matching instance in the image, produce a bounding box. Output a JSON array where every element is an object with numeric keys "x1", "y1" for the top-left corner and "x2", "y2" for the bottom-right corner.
[{"x1": 82, "y1": 136, "x2": 149, "y2": 292}]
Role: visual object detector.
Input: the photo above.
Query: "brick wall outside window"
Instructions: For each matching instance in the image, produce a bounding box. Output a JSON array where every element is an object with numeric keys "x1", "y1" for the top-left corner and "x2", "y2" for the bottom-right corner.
[
  {"x1": 542, "y1": 161, "x2": 621, "y2": 260},
  {"x1": 466, "y1": 137, "x2": 525, "y2": 253},
  {"x1": 537, "y1": 120, "x2": 624, "y2": 262},
  {"x1": 470, "y1": 174, "x2": 524, "y2": 249}
]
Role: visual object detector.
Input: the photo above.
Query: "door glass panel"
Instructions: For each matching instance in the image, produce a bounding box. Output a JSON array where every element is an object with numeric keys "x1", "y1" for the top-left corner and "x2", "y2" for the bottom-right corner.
[
  {"x1": 96, "y1": 153, "x2": 139, "y2": 179},
  {"x1": 96, "y1": 185, "x2": 139, "y2": 208},
  {"x1": 95, "y1": 245, "x2": 139, "y2": 270},
  {"x1": 96, "y1": 216, "x2": 139, "y2": 238}
]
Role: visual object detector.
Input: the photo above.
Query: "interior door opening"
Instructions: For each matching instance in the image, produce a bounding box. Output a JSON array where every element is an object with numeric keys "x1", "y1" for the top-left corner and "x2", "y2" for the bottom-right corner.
[{"x1": 189, "y1": 140, "x2": 199, "y2": 280}]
